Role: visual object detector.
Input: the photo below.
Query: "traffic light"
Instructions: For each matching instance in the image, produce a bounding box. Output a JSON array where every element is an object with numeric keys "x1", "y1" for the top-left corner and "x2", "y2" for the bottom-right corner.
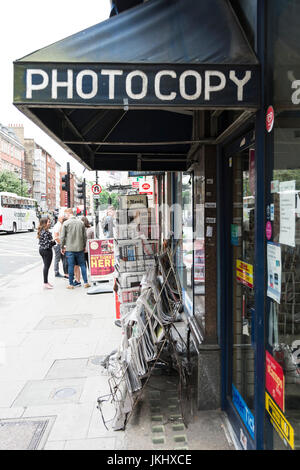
[
  {"x1": 61, "y1": 173, "x2": 69, "y2": 192},
  {"x1": 77, "y1": 180, "x2": 85, "y2": 199},
  {"x1": 62, "y1": 163, "x2": 71, "y2": 207}
]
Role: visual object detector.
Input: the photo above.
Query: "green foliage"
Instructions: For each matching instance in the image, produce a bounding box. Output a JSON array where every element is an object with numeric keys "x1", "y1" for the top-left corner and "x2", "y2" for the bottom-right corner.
[
  {"x1": 273, "y1": 169, "x2": 300, "y2": 185},
  {"x1": 0, "y1": 171, "x2": 29, "y2": 197}
]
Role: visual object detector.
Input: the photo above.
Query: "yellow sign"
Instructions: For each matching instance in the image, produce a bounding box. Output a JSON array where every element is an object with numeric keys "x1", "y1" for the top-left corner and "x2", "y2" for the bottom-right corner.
[
  {"x1": 265, "y1": 392, "x2": 294, "y2": 449},
  {"x1": 236, "y1": 259, "x2": 254, "y2": 288}
]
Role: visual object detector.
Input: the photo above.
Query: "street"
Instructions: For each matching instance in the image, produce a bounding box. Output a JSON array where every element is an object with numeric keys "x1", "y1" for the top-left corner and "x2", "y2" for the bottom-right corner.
[{"x1": 0, "y1": 231, "x2": 40, "y2": 286}]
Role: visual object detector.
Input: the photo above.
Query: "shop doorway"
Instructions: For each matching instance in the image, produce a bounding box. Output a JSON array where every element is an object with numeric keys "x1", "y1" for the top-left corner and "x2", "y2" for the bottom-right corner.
[{"x1": 222, "y1": 136, "x2": 256, "y2": 449}]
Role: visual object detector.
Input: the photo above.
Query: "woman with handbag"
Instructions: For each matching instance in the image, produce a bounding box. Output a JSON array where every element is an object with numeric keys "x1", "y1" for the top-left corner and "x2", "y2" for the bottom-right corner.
[{"x1": 37, "y1": 217, "x2": 56, "y2": 289}]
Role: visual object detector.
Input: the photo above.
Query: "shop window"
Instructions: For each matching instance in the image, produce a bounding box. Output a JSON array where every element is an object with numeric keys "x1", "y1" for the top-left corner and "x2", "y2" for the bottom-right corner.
[
  {"x1": 266, "y1": 120, "x2": 300, "y2": 450},
  {"x1": 175, "y1": 173, "x2": 194, "y2": 316}
]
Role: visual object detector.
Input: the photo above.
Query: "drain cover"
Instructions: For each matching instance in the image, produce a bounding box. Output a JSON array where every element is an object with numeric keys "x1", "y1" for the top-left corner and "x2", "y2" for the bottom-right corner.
[
  {"x1": 0, "y1": 417, "x2": 55, "y2": 450},
  {"x1": 89, "y1": 356, "x2": 104, "y2": 365},
  {"x1": 53, "y1": 387, "x2": 77, "y2": 399}
]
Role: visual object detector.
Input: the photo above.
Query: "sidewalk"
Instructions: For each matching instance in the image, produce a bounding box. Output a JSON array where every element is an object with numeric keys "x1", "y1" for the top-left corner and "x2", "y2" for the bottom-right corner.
[
  {"x1": 0, "y1": 260, "x2": 236, "y2": 451},
  {"x1": 0, "y1": 261, "x2": 124, "y2": 450}
]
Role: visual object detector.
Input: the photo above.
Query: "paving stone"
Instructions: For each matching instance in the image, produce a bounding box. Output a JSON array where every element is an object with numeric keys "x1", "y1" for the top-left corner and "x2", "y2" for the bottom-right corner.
[
  {"x1": 151, "y1": 415, "x2": 163, "y2": 422},
  {"x1": 152, "y1": 436, "x2": 165, "y2": 445},
  {"x1": 45, "y1": 357, "x2": 103, "y2": 379},
  {"x1": 151, "y1": 425, "x2": 165, "y2": 433},
  {"x1": 173, "y1": 434, "x2": 187, "y2": 443},
  {"x1": 12, "y1": 378, "x2": 86, "y2": 407},
  {"x1": 35, "y1": 315, "x2": 92, "y2": 330}
]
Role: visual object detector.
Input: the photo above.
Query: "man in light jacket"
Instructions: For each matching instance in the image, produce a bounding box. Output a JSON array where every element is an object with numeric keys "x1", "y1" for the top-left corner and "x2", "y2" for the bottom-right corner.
[{"x1": 61, "y1": 208, "x2": 90, "y2": 289}]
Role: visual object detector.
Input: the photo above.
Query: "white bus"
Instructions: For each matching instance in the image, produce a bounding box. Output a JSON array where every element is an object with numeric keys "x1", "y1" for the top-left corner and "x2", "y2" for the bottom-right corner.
[{"x1": 0, "y1": 192, "x2": 39, "y2": 233}]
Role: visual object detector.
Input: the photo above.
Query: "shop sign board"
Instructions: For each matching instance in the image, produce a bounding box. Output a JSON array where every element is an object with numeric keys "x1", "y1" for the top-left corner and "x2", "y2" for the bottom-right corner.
[
  {"x1": 265, "y1": 392, "x2": 294, "y2": 450},
  {"x1": 232, "y1": 384, "x2": 255, "y2": 440},
  {"x1": 266, "y1": 351, "x2": 285, "y2": 411},
  {"x1": 236, "y1": 259, "x2": 254, "y2": 288},
  {"x1": 14, "y1": 64, "x2": 260, "y2": 108},
  {"x1": 88, "y1": 239, "x2": 114, "y2": 281}
]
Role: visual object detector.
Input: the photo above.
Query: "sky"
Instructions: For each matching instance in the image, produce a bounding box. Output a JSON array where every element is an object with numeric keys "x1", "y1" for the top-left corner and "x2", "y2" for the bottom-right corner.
[{"x1": 0, "y1": 0, "x2": 112, "y2": 180}]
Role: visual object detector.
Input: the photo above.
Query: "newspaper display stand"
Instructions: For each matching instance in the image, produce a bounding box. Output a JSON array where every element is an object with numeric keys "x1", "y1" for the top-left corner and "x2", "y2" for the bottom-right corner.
[
  {"x1": 113, "y1": 195, "x2": 159, "y2": 320},
  {"x1": 98, "y1": 200, "x2": 185, "y2": 430}
]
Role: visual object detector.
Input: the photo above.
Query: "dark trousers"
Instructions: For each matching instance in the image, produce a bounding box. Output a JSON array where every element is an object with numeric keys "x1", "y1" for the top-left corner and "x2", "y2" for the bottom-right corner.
[
  {"x1": 84, "y1": 252, "x2": 89, "y2": 268},
  {"x1": 62, "y1": 253, "x2": 68, "y2": 275},
  {"x1": 39, "y1": 248, "x2": 53, "y2": 283}
]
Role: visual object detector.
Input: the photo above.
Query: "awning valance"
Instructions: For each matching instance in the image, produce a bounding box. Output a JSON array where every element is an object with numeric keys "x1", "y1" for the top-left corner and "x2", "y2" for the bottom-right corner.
[{"x1": 13, "y1": 0, "x2": 260, "y2": 171}]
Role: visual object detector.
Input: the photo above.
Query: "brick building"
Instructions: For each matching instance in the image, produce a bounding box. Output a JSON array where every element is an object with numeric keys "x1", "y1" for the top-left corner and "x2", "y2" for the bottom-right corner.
[{"x1": 0, "y1": 123, "x2": 25, "y2": 185}]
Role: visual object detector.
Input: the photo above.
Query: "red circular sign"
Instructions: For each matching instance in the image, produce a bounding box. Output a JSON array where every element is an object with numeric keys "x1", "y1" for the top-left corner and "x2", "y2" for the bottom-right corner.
[
  {"x1": 266, "y1": 106, "x2": 274, "y2": 133},
  {"x1": 142, "y1": 183, "x2": 150, "y2": 190},
  {"x1": 266, "y1": 221, "x2": 272, "y2": 240},
  {"x1": 92, "y1": 183, "x2": 102, "y2": 194}
]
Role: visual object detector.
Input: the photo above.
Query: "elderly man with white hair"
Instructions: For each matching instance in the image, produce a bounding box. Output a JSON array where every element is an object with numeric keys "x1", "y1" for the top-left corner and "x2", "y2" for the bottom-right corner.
[{"x1": 60, "y1": 208, "x2": 90, "y2": 290}]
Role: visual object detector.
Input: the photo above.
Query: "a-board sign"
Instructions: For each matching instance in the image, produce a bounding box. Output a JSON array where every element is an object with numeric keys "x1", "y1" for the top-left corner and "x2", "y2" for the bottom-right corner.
[{"x1": 88, "y1": 239, "x2": 114, "y2": 281}]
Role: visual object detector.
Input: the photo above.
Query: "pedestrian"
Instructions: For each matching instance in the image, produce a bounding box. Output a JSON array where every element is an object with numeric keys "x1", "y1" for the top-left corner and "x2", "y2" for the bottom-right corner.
[
  {"x1": 102, "y1": 206, "x2": 115, "y2": 238},
  {"x1": 37, "y1": 217, "x2": 56, "y2": 289},
  {"x1": 52, "y1": 214, "x2": 67, "y2": 278},
  {"x1": 60, "y1": 208, "x2": 91, "y2": 289},
  {"x1": 81, "y1": 216, "x2": 94, "y2": 268}
]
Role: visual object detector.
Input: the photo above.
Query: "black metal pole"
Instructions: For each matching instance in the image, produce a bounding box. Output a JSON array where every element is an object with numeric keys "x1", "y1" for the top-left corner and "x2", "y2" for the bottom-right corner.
[
  {"x1": 83, "y1": 178, "x2": 86, "y2": 216},
  {"x1": 95, "y1": 171, "x2": 99, "y2": 238},
  {"x1": 67, "y1": 162, "x2": 71, "y2": 208}
]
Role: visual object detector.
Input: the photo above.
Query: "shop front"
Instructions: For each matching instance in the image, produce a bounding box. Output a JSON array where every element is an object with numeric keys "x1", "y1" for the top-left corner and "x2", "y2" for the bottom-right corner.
[{"x1": 14, "y1": 0, "x2": 285, "y2": 450}]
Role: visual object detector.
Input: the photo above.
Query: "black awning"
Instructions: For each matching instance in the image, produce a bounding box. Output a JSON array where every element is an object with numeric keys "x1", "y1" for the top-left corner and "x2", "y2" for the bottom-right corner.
[{"x1": 13, "y1": 0, "x2": 260, "y2": 171}]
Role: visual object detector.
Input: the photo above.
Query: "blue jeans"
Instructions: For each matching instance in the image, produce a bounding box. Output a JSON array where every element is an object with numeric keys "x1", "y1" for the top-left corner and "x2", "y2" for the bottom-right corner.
[{"x1": 66, "y1": 251, "x2": 88, "y2": 285}]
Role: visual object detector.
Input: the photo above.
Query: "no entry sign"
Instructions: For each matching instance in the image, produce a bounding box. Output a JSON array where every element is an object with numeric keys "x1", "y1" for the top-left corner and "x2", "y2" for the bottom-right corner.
[{"x1": 92, "y1": 183, "x2": 102, "y2": 195}]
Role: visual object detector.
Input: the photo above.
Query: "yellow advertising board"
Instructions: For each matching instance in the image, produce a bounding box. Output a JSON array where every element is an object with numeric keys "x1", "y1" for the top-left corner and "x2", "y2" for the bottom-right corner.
[
  {"x1": 265, "y1": 392, "x2": 294, "y2": 450},
  {"x1": 236, "y1": 259, "x2": 254, "y2": 288}
]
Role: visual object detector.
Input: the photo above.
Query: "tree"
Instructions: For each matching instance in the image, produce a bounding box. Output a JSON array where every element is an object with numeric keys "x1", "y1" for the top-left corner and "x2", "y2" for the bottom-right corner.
[{"x1": 0, "y1": 170, "x2": 29, "y2": 197}]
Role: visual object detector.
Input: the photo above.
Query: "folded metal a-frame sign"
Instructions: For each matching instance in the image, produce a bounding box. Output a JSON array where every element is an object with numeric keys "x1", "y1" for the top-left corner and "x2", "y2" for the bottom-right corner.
[{"x1": 13, "y1": 0, "x2": 260, "y2": 172}]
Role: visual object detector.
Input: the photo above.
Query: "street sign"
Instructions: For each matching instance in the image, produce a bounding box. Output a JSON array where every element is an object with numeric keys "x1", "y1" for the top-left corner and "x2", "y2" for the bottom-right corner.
[
  {"x1": 91, "y1": 183, "x2": 102, "y2": 195},
  {"x1": 139, "y1": 180, "x2": 153, "y2": 195}
]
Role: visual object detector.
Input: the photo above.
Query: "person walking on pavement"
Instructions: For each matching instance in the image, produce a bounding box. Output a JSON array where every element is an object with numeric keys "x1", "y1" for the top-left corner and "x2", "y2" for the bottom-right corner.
[
  {"x1": 37, "y1": 217, "x2": 56, "y2": 289},
  {"x1": 81, "y1": 216, "x2": 94, "y2": 269},
  {"x1": 52, "y1": 214, "x2": 67, "y2": 278},
  {"x1": 102, "y1": 206, "x2": 115, "y2": 238},
  {"x1": 60, "y1": 208, "x2": 91, "y2": 290}
]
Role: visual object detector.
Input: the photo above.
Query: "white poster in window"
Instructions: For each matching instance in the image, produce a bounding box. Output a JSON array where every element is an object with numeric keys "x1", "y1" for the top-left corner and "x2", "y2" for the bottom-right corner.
[
  {"x1": 279, "y1": 180, "x2": 295, "y2": 247},
  {"x1": 267, "y1": 242, "x2": 281, "y2": 304}
]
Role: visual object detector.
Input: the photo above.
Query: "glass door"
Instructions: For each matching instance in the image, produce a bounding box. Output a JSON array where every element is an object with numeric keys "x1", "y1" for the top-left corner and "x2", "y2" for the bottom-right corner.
[{"x1": 229, "y1": 146, "x2": 256, "y2": 443}]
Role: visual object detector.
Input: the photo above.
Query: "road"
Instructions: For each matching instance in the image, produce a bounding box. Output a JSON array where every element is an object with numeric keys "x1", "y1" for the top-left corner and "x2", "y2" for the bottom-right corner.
[{"x1": 0, "y1": 231, "x2": 41, "y2": 286}]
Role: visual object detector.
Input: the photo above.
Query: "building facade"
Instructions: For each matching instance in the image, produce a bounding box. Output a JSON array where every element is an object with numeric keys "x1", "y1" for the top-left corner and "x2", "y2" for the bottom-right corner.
[
  {"x1": 0, "y1": 123, "x2": 25, "y2": 184},
  {"x1": 33, "y1": 147, "x2": 47, "y2": 210}
]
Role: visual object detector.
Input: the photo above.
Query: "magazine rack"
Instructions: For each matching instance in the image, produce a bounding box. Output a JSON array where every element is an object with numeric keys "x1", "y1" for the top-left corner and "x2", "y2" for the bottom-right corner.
[{"x1": 97, "y1": 244, "x2": 189, "y2": 431}]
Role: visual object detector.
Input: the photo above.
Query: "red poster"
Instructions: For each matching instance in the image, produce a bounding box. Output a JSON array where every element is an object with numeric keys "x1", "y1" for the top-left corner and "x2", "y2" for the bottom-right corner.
[
  {"x1": 266, "y1": 350, "x2": 285, "y2": 412},
  {"x1": 88, "y1": 239, "x2": 114, "y2": 280}
]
